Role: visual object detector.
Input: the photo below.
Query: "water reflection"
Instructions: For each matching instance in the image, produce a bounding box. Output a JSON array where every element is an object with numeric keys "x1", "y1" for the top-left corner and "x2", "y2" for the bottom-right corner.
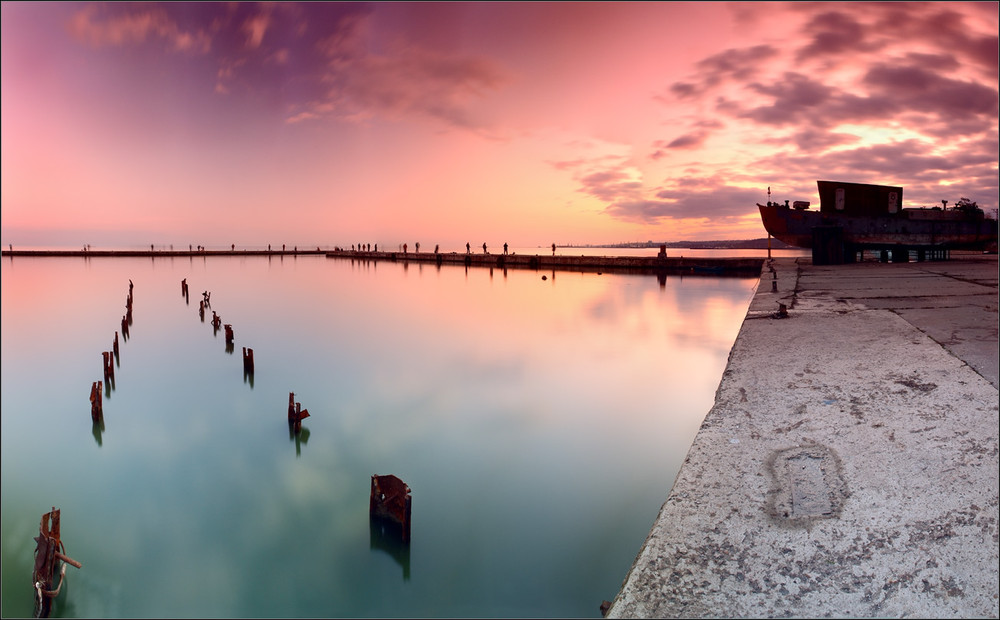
[
  {"x1": 289, "y1": 425, "x2": 310, "y2": 457},
  {"x1": 1, "y1": 255, "x2": 758, "y2": 617},
  {"x1": 369, "y1": 518, "x2": 411, "y2": 581}
]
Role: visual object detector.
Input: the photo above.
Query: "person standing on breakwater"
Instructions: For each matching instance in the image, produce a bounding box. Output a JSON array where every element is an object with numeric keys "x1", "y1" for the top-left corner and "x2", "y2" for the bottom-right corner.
[
  {"x1": 483, "y1": 242, "x2": 487, "y2": 254},
  {"x1": 552, "y1": 243, "x2": 556, "y2": 256},
  {"x1": 467, "y1": 242, "x2": 471, "y2": 254},
  {"x1": 503, "y1": 243, "x2": 508, "y2": 255}
]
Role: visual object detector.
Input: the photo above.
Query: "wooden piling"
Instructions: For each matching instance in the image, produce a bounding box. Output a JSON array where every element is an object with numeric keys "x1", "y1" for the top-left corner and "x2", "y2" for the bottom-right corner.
[
  {"x1": 32, "y1": 507, "x2": 82, "y2": 618},
  {"x1": 242, "y1": 347, "x2": 254, "y2": 374},
  {"x1": 113, "y1": 332, "x2": 120, "y2": 362},
  {"x1": 224, "y1": 324, "x2": 233, "y2": 344},
  {"x1": 90, "y1": 381, "x2": 103, "y2": 422},
  {"x1": 370, "y1": 474, "x2": 412, "y2": 543},
  {"x1": 102, "y1": 351, "x2": 114, "y2": 383},
  {"x1": 287, "y1": 393, "x2": 310, "y2": 434}
]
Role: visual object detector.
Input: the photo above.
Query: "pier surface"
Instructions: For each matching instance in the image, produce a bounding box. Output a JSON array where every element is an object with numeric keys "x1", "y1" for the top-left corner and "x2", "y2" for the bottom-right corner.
[{"x1": 608, "y1": 254, "x2": 999, "y2": 618}]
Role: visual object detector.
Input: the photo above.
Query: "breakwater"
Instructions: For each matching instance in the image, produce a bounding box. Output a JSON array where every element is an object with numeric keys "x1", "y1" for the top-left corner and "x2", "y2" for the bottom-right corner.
[{"x1": 326, "y1": 249, "x2": 765, "y2": 276}]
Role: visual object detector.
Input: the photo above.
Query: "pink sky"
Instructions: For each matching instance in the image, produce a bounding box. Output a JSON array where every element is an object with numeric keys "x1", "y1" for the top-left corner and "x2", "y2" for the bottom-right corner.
[{"x1": 2, "y1": 2, "x2": 997, "y2": 250}]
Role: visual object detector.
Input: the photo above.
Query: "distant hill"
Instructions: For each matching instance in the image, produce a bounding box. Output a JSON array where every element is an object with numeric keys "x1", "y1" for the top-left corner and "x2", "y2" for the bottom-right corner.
[{"x1": 566, "y1": 238, "x2": 795, "y2": 250}]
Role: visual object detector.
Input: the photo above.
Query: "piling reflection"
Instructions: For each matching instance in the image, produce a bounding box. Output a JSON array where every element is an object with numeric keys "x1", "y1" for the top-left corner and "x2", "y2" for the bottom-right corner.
[
  {"x1": 289, "y1": 425, "x2": 310, "y2": 456},
  {"x1": 369, "y1": 517, "x2": 412, "y2": 580},
  {"x1": 92, "y1": 418, "x2": 105, "y2": 447}
]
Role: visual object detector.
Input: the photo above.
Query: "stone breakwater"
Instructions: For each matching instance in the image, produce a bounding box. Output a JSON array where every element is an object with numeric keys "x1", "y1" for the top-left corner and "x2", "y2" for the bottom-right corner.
[{"x1": 325, "y1": 249, "x2": 765, "y2": 276}]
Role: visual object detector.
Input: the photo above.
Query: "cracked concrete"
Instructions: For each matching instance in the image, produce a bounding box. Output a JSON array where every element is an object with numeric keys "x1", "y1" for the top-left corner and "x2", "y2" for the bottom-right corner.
[{"x1": 607, "y1": 254, "x2": 999, "y2": 618}]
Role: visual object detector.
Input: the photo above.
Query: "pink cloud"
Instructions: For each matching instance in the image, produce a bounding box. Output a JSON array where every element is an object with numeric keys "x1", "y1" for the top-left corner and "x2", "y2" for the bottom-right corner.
[{"x1": 68, "y1": 4, "x2": 211, "y2": 53}]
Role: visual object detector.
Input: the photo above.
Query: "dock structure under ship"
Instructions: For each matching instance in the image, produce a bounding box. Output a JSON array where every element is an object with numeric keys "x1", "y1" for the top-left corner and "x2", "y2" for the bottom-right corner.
[{"x1": 758, "y1": 180, "x2": 998, "y2": 263}]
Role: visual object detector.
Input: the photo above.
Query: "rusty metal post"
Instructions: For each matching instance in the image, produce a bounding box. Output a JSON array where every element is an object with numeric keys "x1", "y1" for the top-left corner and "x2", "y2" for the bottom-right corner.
[
  {"x1": 90, "y1": 381, "x2": 103, "y2": 422},
  {"x1": 242, "y1": 347, "x2": 254, "y2": 375},
  {"x1": 224, "y1": 324, "x2": 233, "y2": 345},
  {"x1": 370, "y1": 474, "x2": 412, "y2": 543},
  {"x1": 102, "y1": 351, "x2": 114, "y2": 383},
  {"x1": 113, "y1": 332, "x2": 120, "y2": 363},
  {"x1": 32, "y1": 507, "x2": 82, "y2": 618}
]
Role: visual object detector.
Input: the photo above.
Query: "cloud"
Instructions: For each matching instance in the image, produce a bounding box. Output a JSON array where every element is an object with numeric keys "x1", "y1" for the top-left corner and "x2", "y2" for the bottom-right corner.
[
  {"x1": 669, "y1": 44, "x2": 778, "y2": 100},
  {"x1": 794, "y1": 10, "x2": 875, "y2": 63},
  {"x1": 68, "y1": 4, "x2": 211, "y2": 53},
  {"x1": 602, "y1": 181, "x2": 764, "y2": 224},
  {"x1": 66, "y1": 3, "x2": 510, "y2": 132},
  {"x1": 663, "y1": 132, "x2": 709, "y2": 150},
  {"x1": 314, "y1": 46, "x2": 509, "y2": 130},
  {"x1": 578, "y1": 168, "x2": 644, "y2": 204},
  {"x1": 862, "y1": 64, "x2": 999, "y2": 118}
]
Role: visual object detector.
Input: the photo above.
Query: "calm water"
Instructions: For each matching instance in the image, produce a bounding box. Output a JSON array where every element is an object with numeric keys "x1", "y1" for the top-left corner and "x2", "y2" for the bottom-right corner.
[{"x1": 1, "y1": 254, "x2": 760, "y2": 618}]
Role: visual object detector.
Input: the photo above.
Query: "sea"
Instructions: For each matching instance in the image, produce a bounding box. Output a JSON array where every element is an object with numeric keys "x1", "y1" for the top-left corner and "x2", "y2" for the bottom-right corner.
[{"x1": 0, "y1": 247, "x2": 806, "y2": 618}]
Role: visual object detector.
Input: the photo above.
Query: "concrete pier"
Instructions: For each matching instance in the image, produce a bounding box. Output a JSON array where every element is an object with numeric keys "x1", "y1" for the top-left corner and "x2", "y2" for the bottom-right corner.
[{"x1": 608, "y1": 254, "x2": 999, "y2": 618}]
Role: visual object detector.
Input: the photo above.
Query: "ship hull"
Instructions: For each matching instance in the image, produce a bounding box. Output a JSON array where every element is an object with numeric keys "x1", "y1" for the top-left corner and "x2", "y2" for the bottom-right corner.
[{"x1": 758, "y1": 203, "x2": 998, "y2": 251}]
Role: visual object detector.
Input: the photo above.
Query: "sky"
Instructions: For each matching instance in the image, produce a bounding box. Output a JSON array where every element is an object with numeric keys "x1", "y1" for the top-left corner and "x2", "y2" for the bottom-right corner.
[{"x1": 2, "y1": 1, "x2": 997, "y2": 250}]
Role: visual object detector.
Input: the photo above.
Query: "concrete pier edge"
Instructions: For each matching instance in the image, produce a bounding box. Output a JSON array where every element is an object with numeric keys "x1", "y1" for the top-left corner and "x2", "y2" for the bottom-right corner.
[{"x1": 607, "y1": 254, "x2": 999, "y2": 618}]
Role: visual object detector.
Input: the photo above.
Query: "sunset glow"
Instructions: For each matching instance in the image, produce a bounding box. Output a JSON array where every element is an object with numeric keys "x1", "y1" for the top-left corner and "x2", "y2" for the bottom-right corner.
[{"x1": 2, "y1": 2, "x2": 997, "y2": 250}]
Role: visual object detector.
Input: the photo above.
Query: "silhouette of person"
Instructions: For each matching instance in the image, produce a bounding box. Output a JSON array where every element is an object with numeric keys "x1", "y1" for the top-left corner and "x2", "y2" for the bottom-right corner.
[
  {"x1": 466, "y1": 242, "x2": 471, "y2": 254},
  {"x1": 503, "y1": 243, "x2": 508, "y2": 255},
  {"x1": 483, "y1": 242, "x2": 487, "y2": 254},
  {"x1": 552, "y1": 243, "x2": 556, "y2": 256}
]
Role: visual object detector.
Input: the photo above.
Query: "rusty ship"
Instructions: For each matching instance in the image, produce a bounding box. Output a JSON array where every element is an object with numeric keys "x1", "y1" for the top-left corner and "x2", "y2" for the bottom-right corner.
[{"x1": 758, "y1": 181, "x2": 998, "y2": 259}]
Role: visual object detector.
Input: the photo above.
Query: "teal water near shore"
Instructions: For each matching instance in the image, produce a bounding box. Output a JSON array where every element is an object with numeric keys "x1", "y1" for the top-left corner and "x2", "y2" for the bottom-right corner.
[{"x1": 1, "y1": 254, "x2": 759, "y2": 617}]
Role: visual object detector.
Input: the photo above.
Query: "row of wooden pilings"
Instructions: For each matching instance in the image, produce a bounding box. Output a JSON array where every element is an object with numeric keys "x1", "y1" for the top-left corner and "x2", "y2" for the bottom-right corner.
[
  {"x1": 91, "y1": 280, "x2": 133, "y2": 426},
  {"x1": 183, "y1": 278, "x2": 254, "y2": 381},
  {"x1": 183, "y1": 282, "x2": 410, "y2": 541},
  {"x1": 59, "y1": 276, "x2": 410, "y2": 616}
]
